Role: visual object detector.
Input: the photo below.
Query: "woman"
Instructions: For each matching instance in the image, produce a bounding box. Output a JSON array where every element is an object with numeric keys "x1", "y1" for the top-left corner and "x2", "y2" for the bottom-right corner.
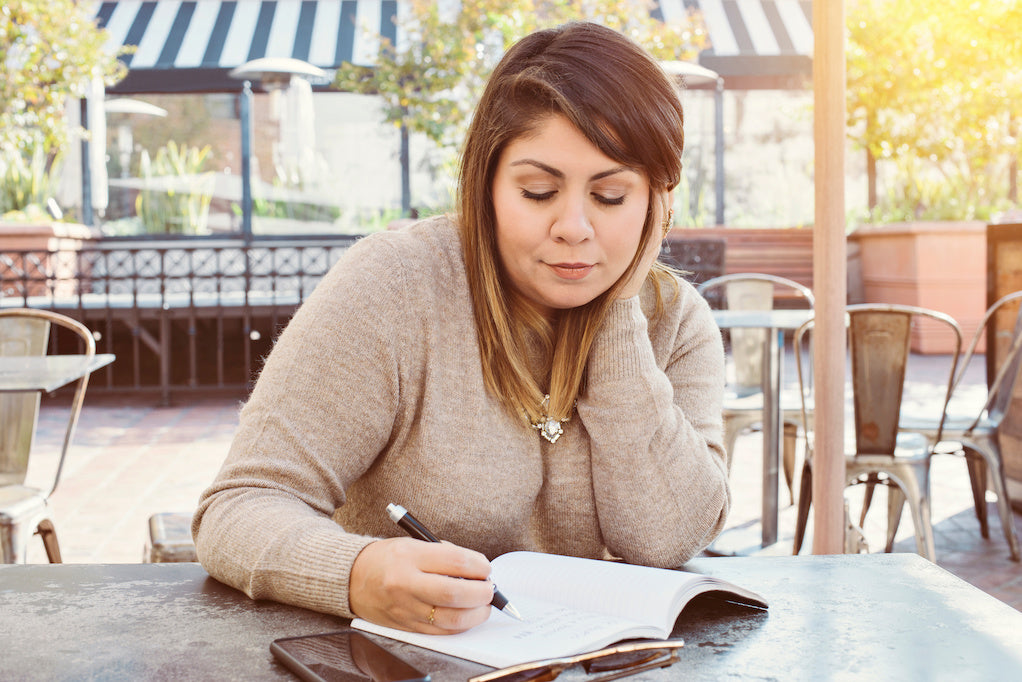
[{"x1": 193, "y1": 21, "x2": 727, "y2": 636}]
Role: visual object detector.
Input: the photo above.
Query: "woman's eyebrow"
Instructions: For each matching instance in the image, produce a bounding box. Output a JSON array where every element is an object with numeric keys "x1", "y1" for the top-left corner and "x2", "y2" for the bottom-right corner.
[
  {"x1": 509, "y1": 159, "x2": 564, "y2": 178},
  {"x1": 509, "y1": 159, "x2": 634, "y2": 181}
]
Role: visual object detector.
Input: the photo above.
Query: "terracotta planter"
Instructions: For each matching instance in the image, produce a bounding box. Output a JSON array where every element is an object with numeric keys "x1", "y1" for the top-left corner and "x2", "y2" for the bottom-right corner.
[
  {"x1": 848, "y1": 221, "x2": 986, "y2": 354},
  {"x1": 0, "y1": 221, "x2": 99, "y2": 298}
]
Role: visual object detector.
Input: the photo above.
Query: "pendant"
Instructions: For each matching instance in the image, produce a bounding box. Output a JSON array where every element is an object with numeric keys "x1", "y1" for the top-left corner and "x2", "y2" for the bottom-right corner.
[
  {"x1": 534, "y1": 417, "x2": 565, "y2": 444},
  {"x1": 530, "y1": 394, "x2": 571, "y2": 444}
]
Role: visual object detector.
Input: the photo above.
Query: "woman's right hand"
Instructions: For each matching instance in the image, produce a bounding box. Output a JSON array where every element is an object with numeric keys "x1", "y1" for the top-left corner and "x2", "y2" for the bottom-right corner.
[{"x1": 349, "y1": 537, "x2": 497, "y2": 634}]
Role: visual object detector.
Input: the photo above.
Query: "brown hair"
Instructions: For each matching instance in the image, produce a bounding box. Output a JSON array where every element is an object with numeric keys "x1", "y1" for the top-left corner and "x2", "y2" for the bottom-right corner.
[{"x1": 458, "y1": 21, "x2": 685, "y2": 425}]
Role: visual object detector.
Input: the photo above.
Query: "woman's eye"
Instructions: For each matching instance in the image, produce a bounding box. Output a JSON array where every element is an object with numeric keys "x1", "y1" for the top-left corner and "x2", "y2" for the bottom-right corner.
[
  {"x1": 521, "y1": 189, "x2": 556, "y2": 202},
  {"x1": 594, "y1": 193, "x2": 626, "y2": 206}
]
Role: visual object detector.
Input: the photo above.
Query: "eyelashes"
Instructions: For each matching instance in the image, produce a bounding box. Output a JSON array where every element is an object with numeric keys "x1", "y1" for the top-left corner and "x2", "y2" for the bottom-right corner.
[{"x1": 520, "y1": 190, "x2": 626, "y2": 206}]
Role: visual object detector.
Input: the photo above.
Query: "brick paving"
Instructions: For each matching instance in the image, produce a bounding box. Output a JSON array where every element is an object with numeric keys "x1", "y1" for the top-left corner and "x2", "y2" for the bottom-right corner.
[
  {"x1": 24, "y1": 393, "x2": 242, "y2": 564},
  {"x1": 19, "y1": 352, "x2": 1022, "y2": 611}
]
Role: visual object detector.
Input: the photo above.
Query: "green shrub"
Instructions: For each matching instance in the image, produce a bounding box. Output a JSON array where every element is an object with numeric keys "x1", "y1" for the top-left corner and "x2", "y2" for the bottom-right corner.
[
  {"x1": 0, "y1": 141, "x2": 58, "y2": 217},
  {"x1": 135, "y1": 141, "x2": 214, "y2": 234}
]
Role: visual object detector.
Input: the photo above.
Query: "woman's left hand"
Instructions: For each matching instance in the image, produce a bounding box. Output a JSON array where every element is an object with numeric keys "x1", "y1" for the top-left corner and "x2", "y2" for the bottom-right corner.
[{"x1": 617, "y1": 193, "x2": 672, "y2": 300}]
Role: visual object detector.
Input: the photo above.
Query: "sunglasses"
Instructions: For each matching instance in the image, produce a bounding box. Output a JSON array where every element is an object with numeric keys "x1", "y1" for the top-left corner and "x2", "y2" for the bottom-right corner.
[{"x1": 467, "y1": 639, "x2": 684, "y2": 682}]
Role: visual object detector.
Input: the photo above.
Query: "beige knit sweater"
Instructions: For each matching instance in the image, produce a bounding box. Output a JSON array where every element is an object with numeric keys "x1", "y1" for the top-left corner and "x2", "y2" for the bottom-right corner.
[{"x1": 192, "y1": 216, "x2": 728, "y2": 619}]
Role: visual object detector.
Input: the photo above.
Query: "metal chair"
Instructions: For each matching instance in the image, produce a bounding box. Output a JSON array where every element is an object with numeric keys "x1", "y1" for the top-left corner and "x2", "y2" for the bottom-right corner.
[
  {"x1": 899, "y1": 291, "x2": 1022, "y2": 561},
  {"x1": 697, "y1": 273, "x2": 814, "y2": 503},
  {"x1": 792, "y1": 304, "x2": 962, "y2": 562},
  {"x1": 0, "y1": 308, "x2": 96, "y2": 563}
]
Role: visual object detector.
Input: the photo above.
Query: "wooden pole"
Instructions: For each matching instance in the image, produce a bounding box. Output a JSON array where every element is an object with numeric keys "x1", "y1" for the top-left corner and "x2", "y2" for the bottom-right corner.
[{"x1": 812, "y1": 0, "x2": 847, "y2": 554}]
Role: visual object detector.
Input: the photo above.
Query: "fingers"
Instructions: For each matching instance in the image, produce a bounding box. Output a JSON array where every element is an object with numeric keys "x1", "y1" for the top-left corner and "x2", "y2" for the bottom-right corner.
[
  {"x1": 349, "y1": 537, "x2": 496, "y2": 634},
  {"x1": 416, "y1": 570, "x2": 495, "y2": 609},
  {"x1": 420, "y1": 600, "x2": 492, "y2": 634},
  {"x1": 618, "y1": 191, "x2": 673, "y2": 300},
  {"x1": 417, "y1": 541, "x2": 492, "y2": 581}
]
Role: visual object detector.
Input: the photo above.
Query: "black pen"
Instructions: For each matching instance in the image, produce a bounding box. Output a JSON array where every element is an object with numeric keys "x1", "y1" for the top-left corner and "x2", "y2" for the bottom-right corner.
[{"x1": 386, "y1": 503, "x2": 524, "y2": 621}]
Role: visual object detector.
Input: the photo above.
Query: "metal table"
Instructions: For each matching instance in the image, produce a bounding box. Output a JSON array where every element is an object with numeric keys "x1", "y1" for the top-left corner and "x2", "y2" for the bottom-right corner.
[
  {"x1": 712, "y1": 309, "x2": 813, "y2": 547},
  {"x1": 0, "y1": 354, "x2": 116, "y2": 392},
  {"x1": 1, "y1": 554, "x2": 1019, "y2": 680}
]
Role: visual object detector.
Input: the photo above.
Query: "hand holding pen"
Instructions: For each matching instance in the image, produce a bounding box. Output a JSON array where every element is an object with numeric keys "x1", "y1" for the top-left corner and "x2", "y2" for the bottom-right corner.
[{"x1": 387, "y1": 503, "x2": 524, "y2": 622}]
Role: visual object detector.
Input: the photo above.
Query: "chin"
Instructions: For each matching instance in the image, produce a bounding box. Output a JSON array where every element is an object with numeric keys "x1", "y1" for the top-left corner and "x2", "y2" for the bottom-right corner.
[{"x1": 545, "y1": 292, "x2": 602, "y2": 311}]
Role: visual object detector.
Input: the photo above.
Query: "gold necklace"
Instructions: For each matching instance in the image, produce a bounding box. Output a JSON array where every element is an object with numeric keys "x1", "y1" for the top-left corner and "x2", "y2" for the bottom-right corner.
[{"x1": 530, "y1": 394, "x2": 572, "y2": 444}]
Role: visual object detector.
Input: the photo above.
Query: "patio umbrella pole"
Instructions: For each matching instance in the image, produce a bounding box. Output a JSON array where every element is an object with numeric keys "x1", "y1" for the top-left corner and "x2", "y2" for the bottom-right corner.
[{"x1": 812, "y1": 0, "x2": 847, "y2": 554}]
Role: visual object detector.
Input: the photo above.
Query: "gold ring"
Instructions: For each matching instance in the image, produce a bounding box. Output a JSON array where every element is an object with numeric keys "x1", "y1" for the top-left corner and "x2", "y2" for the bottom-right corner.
[{"x1": 428, "y1": 606, "x2": 436, "y2": 626}]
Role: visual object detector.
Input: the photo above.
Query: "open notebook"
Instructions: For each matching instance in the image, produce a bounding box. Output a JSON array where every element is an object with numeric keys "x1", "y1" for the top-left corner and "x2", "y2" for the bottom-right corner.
[{"x1": 353, "y1": 551, "x2": 767, "y2": 668}]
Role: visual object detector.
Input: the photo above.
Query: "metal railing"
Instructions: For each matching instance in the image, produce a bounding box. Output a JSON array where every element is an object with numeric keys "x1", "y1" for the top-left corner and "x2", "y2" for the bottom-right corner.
[
  {"x1": 1, "y1": 236, "x2": 360, "y2": 403},
  {"x1": 1, "y1": 235, "x2": 724, "y2": 404}
]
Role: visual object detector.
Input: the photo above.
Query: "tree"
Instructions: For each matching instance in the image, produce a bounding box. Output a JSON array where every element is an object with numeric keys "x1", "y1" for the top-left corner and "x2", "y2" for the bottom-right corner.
[
  {"x1": 0, "y1": 0, "x2": 126, "y2": 156},
  {"x1": 333, "y1": 0, "x2": 707, "y2": 213},
  {"x1": 846, "y1": 0, "x2": 1022, "y2": 221}
]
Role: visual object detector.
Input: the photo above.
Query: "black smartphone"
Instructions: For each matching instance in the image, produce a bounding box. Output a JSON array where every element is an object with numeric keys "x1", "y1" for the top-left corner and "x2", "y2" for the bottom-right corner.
[{"x1": 271, "y1": 629, "x2": 431, "y2": 682}]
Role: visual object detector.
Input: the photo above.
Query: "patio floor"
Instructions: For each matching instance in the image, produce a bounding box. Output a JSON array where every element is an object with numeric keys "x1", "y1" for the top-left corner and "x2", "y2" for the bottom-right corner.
[{"x1": 20, "y1": 352, "x2": 1022, "y2": 611}]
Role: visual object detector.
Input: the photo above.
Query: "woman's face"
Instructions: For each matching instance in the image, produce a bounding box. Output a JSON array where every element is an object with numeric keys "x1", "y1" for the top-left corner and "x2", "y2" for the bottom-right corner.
[{"x1": 491, "y1": 114, "x2": 650, "y2": 316}]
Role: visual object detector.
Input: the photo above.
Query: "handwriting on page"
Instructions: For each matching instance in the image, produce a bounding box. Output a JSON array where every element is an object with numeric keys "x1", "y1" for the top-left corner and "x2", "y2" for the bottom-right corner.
[
  {"x1": 506, "y1": 603, "x2": 627, "y2": 643},
  {"x1": 494, "y1": 551, "x2": 689, "y2": 621}
]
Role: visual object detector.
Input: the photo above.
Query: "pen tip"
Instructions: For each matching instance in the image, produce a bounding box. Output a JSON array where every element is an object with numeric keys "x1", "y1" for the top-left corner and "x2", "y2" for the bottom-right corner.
[{"x1": 504, "y1": 603, "x2": 525, "y2": 622}]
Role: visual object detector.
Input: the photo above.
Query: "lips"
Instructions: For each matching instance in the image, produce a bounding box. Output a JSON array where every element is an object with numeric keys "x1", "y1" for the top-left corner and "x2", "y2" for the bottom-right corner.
[{"x1": 548, "y1": 262, "x2": 594, "y2": 280}]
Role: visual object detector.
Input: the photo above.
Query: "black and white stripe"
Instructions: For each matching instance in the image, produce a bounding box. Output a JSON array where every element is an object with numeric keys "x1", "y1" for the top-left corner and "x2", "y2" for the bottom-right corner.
[
  {"x1": 94, "y1": 0, "x2": 401, "y2": 92},
  {"x1": 658, "y1": 0, "x2": 812, "y2": 86},
  {"x1": 94, "y1": 0, "x2": 813, "y2": 93}
]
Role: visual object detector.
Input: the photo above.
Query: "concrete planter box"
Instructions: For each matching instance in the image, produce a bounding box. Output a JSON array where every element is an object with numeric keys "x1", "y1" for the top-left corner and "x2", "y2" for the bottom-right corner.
[{"x1": 848, "y1": 221, "x2": 986, "y2": 354}]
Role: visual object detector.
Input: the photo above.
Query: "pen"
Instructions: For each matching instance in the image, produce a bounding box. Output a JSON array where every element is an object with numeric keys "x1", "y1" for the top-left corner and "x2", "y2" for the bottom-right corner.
[{"x1": 386, "y1": 503, "x2": 524, "y2": 621}]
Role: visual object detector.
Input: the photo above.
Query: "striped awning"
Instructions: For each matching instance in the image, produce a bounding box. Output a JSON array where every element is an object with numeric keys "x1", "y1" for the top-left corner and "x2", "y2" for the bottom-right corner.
[
  {"x1": 659, "y1": 0, "x2": 813, "y2": 88},
  {"x1": 96, "y1": 0, "x2": 402, "y2": 93},
  {"x1": 95, "y1": 0, "x2": 812, "y2": 94}
]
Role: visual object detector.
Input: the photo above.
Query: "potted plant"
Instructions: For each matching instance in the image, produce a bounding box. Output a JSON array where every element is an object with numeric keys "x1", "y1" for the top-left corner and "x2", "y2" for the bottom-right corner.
[
  {"x1": 134, "y1": 141, "x2": 215, "y2": 235},
  {"x1": 844, "y1": 0, "x2": 1021, "y2": 353},
  {"x1": 1, "y1": 0, "x2": 125, "y2": 295},
  {"x1": 0, "y1": 144, "x2": 98, "y2": 298}
]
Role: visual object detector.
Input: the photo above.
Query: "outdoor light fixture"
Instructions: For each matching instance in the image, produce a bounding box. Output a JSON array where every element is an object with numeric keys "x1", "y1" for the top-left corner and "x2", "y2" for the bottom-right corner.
[
  {"x1": 660, "y1": 60, "x2": 725, "y2": 226},
  {"x1": 104, "y1": 98, "x2": 169, "y2": 117},
  {"x1": 104, "y1": 97, "x2": 169, "y2": 219},
  {"x1": 104, "y1": 98, "x2": 168, "y2": 177},
  {"x1": 228, "y1": 57, "x2": 327, "y2": 241},
  {"x1": 228, "y1": 57, "x2": 329, "y2": 90},
  {"x1": 660, "y1": 60, "x2": 720, "y2": 86}
]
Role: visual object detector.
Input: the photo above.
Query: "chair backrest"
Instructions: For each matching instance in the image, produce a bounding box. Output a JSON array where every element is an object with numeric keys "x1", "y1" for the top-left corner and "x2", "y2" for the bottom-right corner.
[
  {"x1": 957, "y1": 290, "x2": 1022, "y2": 430},
  {"x1": 0, "y1": 315, "x2": 49, "y2": 486},
  {"x1": 698, "y1": 273, "x2": 814, "y2": 390},
  {"x1": 793, "y1": 305, "x2": 961, "y2": 454},
  {"x1": 697, "y1": 273, "x2": 816, "y2": 309},
  {"x1": 0, "y1": 309, "x2": 96, "y2": 493},
  {"x1": 793, "y1": 316, "x2": 816, "y2": 446},
  {"x1": 847, "y1": 305, "x2": 961, "y2": 454}
]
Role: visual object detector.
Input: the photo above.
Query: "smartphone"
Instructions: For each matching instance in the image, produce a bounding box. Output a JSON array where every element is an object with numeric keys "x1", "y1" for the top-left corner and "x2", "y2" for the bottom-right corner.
[{"x1": 271, "y1": 629, "x2": 431, "y2": 682}]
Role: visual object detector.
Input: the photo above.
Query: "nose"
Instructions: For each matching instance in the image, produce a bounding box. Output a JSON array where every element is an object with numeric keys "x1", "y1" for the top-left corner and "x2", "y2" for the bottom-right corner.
[{"x1": 550, "y1": 197, "x2": 593, "y2": 245}]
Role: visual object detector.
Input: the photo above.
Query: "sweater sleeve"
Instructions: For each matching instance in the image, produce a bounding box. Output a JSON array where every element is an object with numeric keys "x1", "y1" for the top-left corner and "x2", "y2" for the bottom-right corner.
[
  {"x1": 578, "y1": 280, "x2": 728, "y2": 568},
  {"x1": 191, "y1": 233, "x2": 412, "y2": 619}
]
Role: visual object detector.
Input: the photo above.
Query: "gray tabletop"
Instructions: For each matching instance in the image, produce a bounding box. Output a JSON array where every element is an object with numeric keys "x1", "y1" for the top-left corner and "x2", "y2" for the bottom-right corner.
[
  {"x1": 711, "y1": 309, "x2": 813, "y2": 330},
  {"x1": 2, "y1": 554, "x2": 1020, "y2": 681},
  {"x1": 0, "y1": 354, "x2": 116, "y2": 392}
]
